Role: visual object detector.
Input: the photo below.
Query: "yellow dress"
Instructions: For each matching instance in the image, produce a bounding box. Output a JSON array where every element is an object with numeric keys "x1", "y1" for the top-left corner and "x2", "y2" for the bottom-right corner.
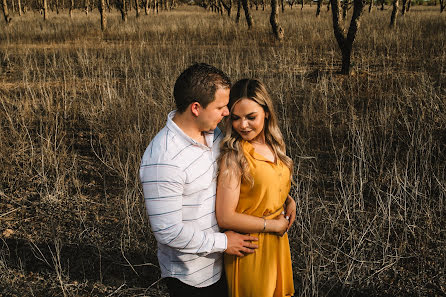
[{"x1": 224, "y1": 141, "x2": 294, "y2": 297}]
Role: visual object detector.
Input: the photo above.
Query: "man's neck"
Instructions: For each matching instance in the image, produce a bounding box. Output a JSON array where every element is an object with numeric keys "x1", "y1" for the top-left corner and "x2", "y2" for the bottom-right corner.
[{"x1": 172, "y1": 111, "x2": 207, "y2": 145}]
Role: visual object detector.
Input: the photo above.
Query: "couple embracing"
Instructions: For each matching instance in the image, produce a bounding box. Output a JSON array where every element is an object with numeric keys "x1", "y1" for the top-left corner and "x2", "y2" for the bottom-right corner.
[{"x1": 140, "y1": 63, "x2": 296, "y2": 297}]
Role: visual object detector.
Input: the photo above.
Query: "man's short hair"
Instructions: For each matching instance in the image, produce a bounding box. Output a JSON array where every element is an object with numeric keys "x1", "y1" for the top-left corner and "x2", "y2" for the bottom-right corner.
[{"x1": 173, "y1": 63, "x2": 231, "y2": 113}]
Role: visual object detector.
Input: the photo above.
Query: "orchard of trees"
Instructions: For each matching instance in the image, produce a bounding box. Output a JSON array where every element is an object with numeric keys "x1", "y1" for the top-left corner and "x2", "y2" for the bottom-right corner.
[{"x1": 2, "y1": 0, "x2": 445, "y2": 74}]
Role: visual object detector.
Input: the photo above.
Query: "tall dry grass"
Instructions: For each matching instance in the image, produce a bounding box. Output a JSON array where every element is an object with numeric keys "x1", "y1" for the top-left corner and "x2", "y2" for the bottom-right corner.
[{"x1": 0, "y1": 5, "x2": 445, "y2": 296}]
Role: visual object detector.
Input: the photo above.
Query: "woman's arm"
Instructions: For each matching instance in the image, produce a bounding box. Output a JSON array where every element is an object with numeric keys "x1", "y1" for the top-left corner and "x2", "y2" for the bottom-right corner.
[{"x1": 216, "y1": 162, "x2": 288, "y2": 235}]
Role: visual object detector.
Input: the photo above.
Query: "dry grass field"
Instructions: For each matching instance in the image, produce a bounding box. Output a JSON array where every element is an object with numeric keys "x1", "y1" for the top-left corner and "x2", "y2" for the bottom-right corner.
[{"x1": 0, "y1": 4, "x2": 445, "y2": 296}]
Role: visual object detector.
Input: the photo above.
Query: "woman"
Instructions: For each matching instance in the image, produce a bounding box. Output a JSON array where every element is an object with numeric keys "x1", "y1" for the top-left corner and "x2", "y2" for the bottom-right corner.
[{"x1": 216, "y1": 79, "x2": 295, "y2": 297}]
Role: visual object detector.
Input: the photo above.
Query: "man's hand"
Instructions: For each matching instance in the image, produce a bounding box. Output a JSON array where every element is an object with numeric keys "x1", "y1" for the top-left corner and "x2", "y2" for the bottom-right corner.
[
  {"x1": 285, "y1": 196, "x2": 296, "y2": 230},
  {"x1": 224, "y1": 231, "x2": 258, "y2": 257}
]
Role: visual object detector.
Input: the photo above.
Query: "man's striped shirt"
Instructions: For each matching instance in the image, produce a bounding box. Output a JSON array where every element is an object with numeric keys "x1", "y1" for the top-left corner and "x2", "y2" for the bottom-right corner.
[{"x1": 139, "y1": 111, "x2": 227, "y2": 287}]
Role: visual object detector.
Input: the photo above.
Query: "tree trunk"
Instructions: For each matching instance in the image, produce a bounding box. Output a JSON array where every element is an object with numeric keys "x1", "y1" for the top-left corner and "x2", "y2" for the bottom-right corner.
[
  {"x1": 43, "y1": 0, "x2": 48, "y2": 20},
  {"x1": 55, "y1": 0, "x2": 59, "y2": 13},
  {"x1": 241, "y1": 0, "x2": 253, "y2": 28},
  {"x1": 270, "y1": 0, "x2": 284, "y2": 39},
  {"x1": 18, "y1": 0, "x2": 22, "y2": 16},
  {"x1": 236, "y1": 0, "x2": 241, "y2": 22},
  {"x1": 120, "y1": 0, "x2": 128, "y2": 21},
  {"x1": 85, "y1": 0, "x2": 89, "y2": 15},
  {"x1": 281, "y1": 0, "x2": 284, "y2": 12},
  {"x1": 11, "y1": 0, "x2": 15, "y2": 13},
  {"x1": 145, "y1": 0, "x2": 149, "y2": 14},
  {"x1": 327, "y1": 0, "x2": 331, "y2": 11},
  {"x1": 401, "y1": 0, "x2": 406, "y2": 15},
  {"x1": 440, "y1": 0, "x2": 445, "y2": 12},
  {"x1": 390, "y1": 0, "x2": 398, "y2": 28},
  {"x1": 69, "y1": 0, "x2": 74, "y2": 17},
  {"x1": 301, "y1": 0, "x2": 303, "y2": 10},
  {"x1": 262, "y1": 0, "x2": 265, "y2": 10},
  {"x1": 1, "y1": 0, "x2": 11, "y2": 23},
  {"x1": 135, "y1": 0, "x2": 140, "y2": 16},
  {"x1": 406, "y1": 0, "x2": 411, "y2": 11},
  {"x1": 316, "y1": 0, "x2": 322, "y2": 16},
  {"x1": 98, "y1": 0, "x2": 106, "y2": 30},
  {"x1": 368, "y1": 0, "x2": 373, "y2": 12},
  {"x1": 342, "y1": 0, "x2": 348, "y2": 20},
  {"x1": 330, "y1": 0, "x2": 364, "y2": 74},
  {"x1": 221, "y1": 0, "x2": 232, "y2": 16}
]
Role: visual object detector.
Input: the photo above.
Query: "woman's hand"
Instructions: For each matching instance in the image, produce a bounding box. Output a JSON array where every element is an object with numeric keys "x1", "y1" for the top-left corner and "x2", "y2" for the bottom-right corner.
[
  {"x1": 284, "y1": 196, "x2": 296, "y2": 230},
  {"x1": 268, "y1": 214, "x2": 289, "y2": 236}
]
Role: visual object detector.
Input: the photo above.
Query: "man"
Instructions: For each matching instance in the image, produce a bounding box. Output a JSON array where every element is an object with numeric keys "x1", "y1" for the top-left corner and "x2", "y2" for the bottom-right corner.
[{"x1": 139, "y1": 63, "x2": 259, "y2": 297}]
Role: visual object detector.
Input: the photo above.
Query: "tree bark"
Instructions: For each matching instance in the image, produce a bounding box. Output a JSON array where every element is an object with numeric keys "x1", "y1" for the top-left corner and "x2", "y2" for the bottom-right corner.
[
  {"x1": 342, "y1": 0, "x2": 348, "y2": 20},
  {"x1": 120, "y1": 0, "x2": 128, "y2": 21},
  {"x1": 390, "y1": 0, "x2": 398, "y2": 28},
  {"x1": 135, "y1": 0, "x2": 140, "y2": 16},
  {"x1": 18, "y1": 0, "x2": 22, "y2": 16},
  {"x1": 316, "y1": 0, "x2": 322, "y2": 16},
  {"x1": 401, "y1": 0, "x2": 407, "y2": 15},
  {"x1": 85, "y1": 0, "x2": 89, "y2": 15},
  {"x1": 270, "y1": 0, "x2": 284, "y2": 39},
  {"x1": 43, "y1": 0, "x2": 48, "y2": 20},
  {"x1": 236, "y1": 0, "x2": 241, "y2": 22},
  {"x1": 330, "y1": 0, "x2": 364, "y2": 74},
  {"x1": 69, "y1": 0, "x2": 74, "y2": 17},
  {"x1": 98, "y1": 0, "x2": 106, "y2": 30},
  {"x1": 145, "y1": 0, "x2": 149, "y2": 14},
  {"x1": 221, "y1": 0, "x2": 232, "y2": 16},
  {"x1": 1, "y1": 0, "x2": 11, "y2": 23},
  {"x1": 241, "y1": 0, "x2": 253, "y2": 28}
]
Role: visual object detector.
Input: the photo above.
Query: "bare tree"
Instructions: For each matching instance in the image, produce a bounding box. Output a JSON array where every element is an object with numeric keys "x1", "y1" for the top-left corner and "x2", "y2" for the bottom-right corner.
[
  {"x1": 235, "y1": 0, "x2": 241, "y2": 22},
  {"x1": 69, "y1": 0, "x2": 74, "y2": 17},
  {"x1": 135, "y1": 0, "x2": 140, "y2": 16},
  {"x1": 221, "y1": 0, "x2": 232, "y2": 16},
  {"x1": 119, "y1": 0, "x2": 128, "y2": 20},
  {"x1": 18, "y1": 0, "x2": 22, "y2": 16},
  {"x1": 440, "y1": 0, "x2": 445, "y2": 12},
  {"x1": 145, "y1": 0, "x2": 149, "y2": 14},
  {"x1": 98, "y1": 0, "x2": 106, "y2": 30},
  {"x1": 316, "y1": 0, "x2": 323, "y2": 16},
  {"x1": 241, "y1": 0, "x2": 252, "y2": 28},
  {"x1": 270, "y1": 0, "x2": 284, "y2": 39},
  {"x1": 43, "y1": 0, "x2": 48, "y2": 20},
  {"x1": 85, "y1": 0, "x2": 90, "y2": 15},
  {"x1": 342, "y1": 0, "x2": 349, "y2": 20},
  {"x1": 390, "y1": 0, "x2": 398, "y2": 28},
  {"x1": 401, "y1": 0, "x2": 407, "y2": 15},
  {"x1": 2, "y1": 0, "x2": 11, "y2": 23},
  {"x1": 330, "y1": 0, "x2": 365, "y2": 74}
]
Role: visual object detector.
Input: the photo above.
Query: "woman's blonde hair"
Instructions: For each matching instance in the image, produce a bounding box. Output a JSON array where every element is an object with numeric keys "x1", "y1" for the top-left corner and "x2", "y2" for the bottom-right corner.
[{"x1": 218, "y1": 79, "x2": 293, "y2": 185}]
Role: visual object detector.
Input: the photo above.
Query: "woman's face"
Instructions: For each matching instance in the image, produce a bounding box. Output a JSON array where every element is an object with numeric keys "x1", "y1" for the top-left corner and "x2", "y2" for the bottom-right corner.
[{"x1": 231, "y1": 98, "x2": 268, "y2": 142}]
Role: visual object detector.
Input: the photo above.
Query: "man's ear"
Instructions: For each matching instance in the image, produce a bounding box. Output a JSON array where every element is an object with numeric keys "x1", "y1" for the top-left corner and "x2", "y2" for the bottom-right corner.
[{"x1": 190, "y1": 102, "x2": 201, "y2": 117}]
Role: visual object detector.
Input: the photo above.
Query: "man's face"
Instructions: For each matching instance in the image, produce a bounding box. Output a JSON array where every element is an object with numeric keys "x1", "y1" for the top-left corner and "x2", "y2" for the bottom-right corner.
[{"x1": 197, "y1": 87, "x2": 230, "y2": 132}]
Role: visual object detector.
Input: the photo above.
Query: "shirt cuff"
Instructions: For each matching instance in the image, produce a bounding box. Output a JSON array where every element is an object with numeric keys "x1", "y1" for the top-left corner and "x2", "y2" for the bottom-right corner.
[{"x1": 213, "y1": 232, "x2": 227, "y2": 253}]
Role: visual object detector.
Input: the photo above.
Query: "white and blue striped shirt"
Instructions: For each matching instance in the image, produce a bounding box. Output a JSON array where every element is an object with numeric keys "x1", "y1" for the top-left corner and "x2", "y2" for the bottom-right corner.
[{"x1": 140, "y1": 111, "x2": 227, "y2": 288}]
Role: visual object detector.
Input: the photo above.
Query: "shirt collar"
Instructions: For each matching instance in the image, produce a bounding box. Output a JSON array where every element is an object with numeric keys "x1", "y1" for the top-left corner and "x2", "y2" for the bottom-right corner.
[
  {"x1": 242, "y1": 140, "x2": 276, "y2": 164},
  {"x1": 166, "y1": 110, "x2": 214, "y2": 148}
]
